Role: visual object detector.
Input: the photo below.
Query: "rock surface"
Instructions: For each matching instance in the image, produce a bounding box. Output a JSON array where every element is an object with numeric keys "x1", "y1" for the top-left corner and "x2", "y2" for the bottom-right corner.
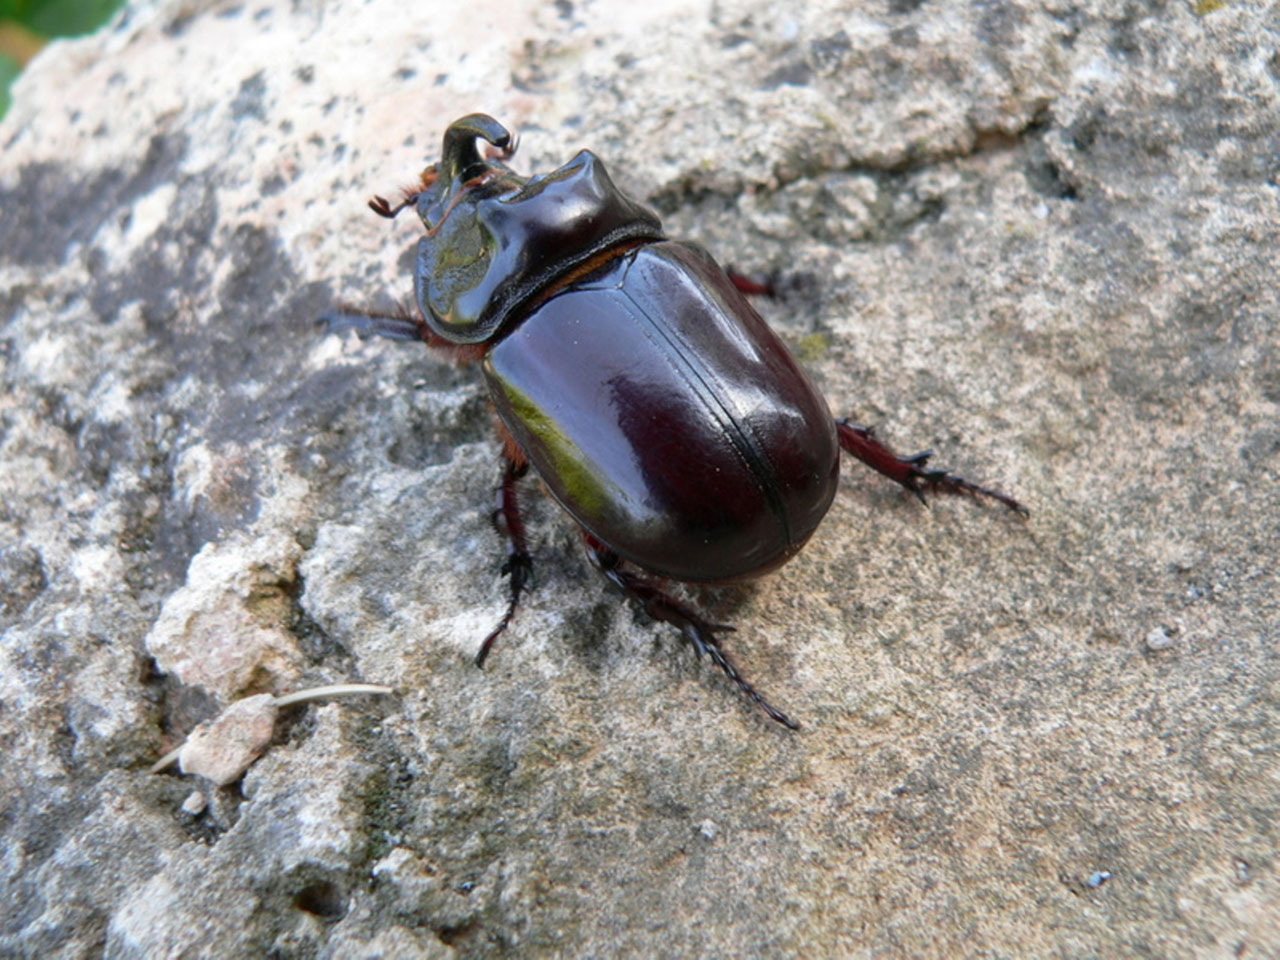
[{"x1": 2, "y1": 0, "x2": 1277, "y2": 956}]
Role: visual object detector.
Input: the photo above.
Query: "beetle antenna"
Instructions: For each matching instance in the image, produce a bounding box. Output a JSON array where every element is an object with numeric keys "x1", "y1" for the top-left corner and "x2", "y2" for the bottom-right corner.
[
  {"x1": 369, "y1": 193, "x2": 416, "y2": 219},
  {"x1": 368, "y1": 195, "x2": 395, "y2": 217}
]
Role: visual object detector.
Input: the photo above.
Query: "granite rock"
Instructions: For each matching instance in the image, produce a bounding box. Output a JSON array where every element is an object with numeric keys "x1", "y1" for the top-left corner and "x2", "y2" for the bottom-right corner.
[{"x1": 1, "y1": 0, "x2": 1277, "y2": 957}]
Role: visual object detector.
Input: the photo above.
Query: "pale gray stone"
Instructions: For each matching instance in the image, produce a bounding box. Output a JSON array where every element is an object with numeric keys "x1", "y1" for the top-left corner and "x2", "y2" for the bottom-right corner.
[
  {"x1": 145, "y1": 533, "x2": 305, "y2": 701},
  {"x1": 2, "y1": 0, "x2": 1277, "y2": 957}
]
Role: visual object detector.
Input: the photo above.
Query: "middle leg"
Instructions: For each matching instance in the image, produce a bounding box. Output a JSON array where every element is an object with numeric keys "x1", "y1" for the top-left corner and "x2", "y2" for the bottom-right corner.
[{"x1": 474, "y1": 454, "x2": 535, "y2": 667}]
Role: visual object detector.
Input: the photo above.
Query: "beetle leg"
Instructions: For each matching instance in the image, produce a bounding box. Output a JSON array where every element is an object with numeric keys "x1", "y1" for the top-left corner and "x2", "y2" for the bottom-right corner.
[
  {"x1": 319, "y1": 305, "x2": 486, "y2": 360},
  {"x1": 835, "y1": 419, "x2": 1028, "y2": 516},
  {"x1": 319, "y1": 307, "x2": 424, "y2": 342},
  {"x1": 584, "y1": 537, "x2": 800, "y2": 730},
  {"x1": 474, "y1": 458, "x2": 533, "y2": 668},
  {"x1": 726, "y1": 268, "x2": 778, "y2": 298}
]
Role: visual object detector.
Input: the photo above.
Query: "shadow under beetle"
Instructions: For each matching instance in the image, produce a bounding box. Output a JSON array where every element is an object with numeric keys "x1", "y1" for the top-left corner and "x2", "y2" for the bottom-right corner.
[{"x1": 324, "y1": 114, "x2": 1027, "y2": 729}]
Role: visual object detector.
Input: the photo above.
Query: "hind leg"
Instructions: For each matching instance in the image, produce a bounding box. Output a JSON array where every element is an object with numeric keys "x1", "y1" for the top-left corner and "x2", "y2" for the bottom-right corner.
[
  {"x1": 836, "y1": 419, "x2": 1028, "y2": 516},
  {"x1": 583, "y1": 536, "x2": 799, "y2": 730}
]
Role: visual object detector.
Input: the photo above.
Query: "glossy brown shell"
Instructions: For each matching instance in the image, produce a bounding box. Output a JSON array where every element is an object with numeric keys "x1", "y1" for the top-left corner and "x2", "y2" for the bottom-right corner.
[{"x1": 483, "y1": 240, "x2": 840, "y2": 582}]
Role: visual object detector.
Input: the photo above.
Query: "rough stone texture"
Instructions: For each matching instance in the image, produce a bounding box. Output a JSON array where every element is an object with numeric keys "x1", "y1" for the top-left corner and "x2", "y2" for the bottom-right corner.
[
  {"x1": 1, "y1": 0, "x2": 1277, "y2": 957},
  {"x1": 146, "y1": 532, "x2": 304, "y2": 701}
]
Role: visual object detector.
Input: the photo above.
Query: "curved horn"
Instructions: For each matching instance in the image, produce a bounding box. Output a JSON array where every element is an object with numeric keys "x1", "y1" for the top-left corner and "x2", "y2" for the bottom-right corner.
[{"x1": 439, "y1": 113, "x2": 512, "y2": 182}]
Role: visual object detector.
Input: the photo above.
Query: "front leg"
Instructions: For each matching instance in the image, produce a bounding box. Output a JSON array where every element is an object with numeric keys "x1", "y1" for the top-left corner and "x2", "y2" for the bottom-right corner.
[
  {"x1": 584, "y1": 536, "x2": 800, "y2": 730},
  {"x1": 319, "y1": 304, "x2": 487, "y2": 362},
  {"x1": 320, "y1": 306, "x2": 425, "y2": 342}
]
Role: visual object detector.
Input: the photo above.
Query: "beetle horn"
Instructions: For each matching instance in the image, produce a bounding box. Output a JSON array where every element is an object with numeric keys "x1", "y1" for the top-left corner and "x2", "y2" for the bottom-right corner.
[{"x1": 440, "y1": 113, "x2": 512, "y2": 183}]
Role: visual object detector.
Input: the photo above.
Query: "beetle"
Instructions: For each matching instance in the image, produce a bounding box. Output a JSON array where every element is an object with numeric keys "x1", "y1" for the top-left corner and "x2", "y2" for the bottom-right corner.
[{"x1": 324, "y1": 113, "x2": 1026, "y2": 729}]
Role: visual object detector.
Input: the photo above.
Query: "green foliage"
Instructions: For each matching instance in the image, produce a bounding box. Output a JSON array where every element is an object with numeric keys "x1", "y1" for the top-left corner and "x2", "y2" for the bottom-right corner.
[
  {"x1": 1, "y1": 0, "x2": 126, "y2": 119},
  {"x1": 0, "y1": 52, "x2": 17, "y2": 115},
  {"x1": 5, "y1": 0, "x2": 124, "y2": 37}
]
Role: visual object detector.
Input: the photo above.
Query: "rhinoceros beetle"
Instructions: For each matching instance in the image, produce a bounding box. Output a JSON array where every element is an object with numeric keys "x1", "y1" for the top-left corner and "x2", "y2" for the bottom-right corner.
[{"x1": 324, "y1": 113, "x2": 1026, "y2": 729}]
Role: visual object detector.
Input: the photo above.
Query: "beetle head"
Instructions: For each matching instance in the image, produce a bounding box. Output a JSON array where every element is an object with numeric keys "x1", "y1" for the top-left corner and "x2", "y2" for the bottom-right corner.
[
  {"x1": 408, "y1": 114, "x2": 665, "y2": 345},
  {"x1": 413, "y1": 114, "x2": 526, "y2": 231}
]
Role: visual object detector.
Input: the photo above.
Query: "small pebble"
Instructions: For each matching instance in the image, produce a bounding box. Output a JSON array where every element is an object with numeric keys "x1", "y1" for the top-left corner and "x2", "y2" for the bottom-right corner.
[{"x1": 178, "y1": 693, "x2": 278, "y2": 786}]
